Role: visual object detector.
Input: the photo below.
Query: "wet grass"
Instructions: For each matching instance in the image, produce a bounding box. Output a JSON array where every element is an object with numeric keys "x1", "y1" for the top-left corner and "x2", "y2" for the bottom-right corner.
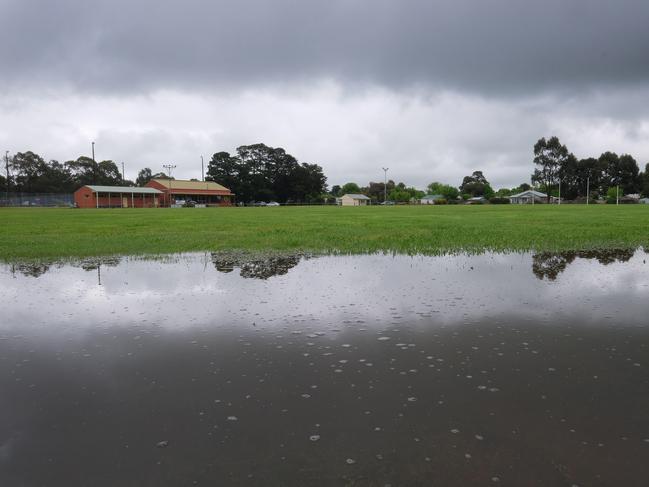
[{"x1": 1, "y1": 205, "x2": 648, "y2": 260}]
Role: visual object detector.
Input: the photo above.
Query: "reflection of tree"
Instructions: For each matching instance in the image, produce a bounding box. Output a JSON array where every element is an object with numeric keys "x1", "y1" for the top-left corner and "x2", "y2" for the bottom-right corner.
[
  {"x1": 532, "y1": 249, "x2": 636, "y2": 280},
  {"x1": 532, "y1": 253, "x2": 575, "y2": 280},
  {"x1": 212, "y1": 258, "x2": 235, "y2": 274},
  {"x1": 211, "y1": 254, "x2": 302, "y2": 279},
  {"x1": 15, "y1": 262, "x2": 53, "y2": 278},
  {"x1": 12, "y1": 256, "x2": 122, "y2": 278}
]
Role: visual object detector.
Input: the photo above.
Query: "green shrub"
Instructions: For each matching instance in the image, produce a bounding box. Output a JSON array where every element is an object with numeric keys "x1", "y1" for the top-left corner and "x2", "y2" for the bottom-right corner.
[{"x1": 489, "y1": 197, "x2": 511, "y2": 204}]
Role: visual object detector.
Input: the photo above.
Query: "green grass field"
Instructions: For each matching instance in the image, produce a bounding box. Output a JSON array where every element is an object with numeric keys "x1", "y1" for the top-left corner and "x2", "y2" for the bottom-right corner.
[{"x1": 1, "y1": 205, "x2": 648, "y2": 261}]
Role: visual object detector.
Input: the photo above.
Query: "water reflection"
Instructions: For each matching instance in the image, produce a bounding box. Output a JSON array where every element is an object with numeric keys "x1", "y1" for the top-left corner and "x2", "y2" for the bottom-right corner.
[
  {"x1": 7, "y1": 247, "x2": 647, "y2": 283},
  {"x1": 211, "y1": 253, "x2": 304, "y2": 279},
  {"x1": 9, "y1": 256, "x2": 122, "y2": 279},
  {"x1": 1, "y1": 250, "x2": 649, "y2": 486},
  {"x1": 531, "y1": 248, "x2": 637, "y2": 280}
]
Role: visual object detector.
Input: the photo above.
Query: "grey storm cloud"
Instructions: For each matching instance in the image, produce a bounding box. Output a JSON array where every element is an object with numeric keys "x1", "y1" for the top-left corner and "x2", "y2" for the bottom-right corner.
[
  {"x1": 2, "y1": 0, "x2": 649, "y2": 190},
  {"x1": 2, "y1": 0, "x2": 649, "y2": 95}
]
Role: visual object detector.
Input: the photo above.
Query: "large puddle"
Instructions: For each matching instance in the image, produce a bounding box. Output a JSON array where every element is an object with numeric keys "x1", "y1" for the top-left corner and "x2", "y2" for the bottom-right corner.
[{"x1": 1, "y1": 250, "x2": 648, "y2": 486}]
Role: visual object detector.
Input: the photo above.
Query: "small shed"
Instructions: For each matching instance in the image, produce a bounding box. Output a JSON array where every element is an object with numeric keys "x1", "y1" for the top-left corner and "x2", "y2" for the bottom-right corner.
[
  {"x1": 337, "y1": 194, "x2": 370, "y2": 206},
  {"x1": 74, "y1": 185, "x2": 163, "y2": 208},
  {"x1": 420, "y1": 194, "x2": 444, "y2": 205}
]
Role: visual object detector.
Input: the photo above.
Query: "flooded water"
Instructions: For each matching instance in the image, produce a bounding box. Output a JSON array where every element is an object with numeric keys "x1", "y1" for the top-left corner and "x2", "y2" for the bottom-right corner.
[{"x1": 1, "y1": 250, "x2": 648, "y2": 486}]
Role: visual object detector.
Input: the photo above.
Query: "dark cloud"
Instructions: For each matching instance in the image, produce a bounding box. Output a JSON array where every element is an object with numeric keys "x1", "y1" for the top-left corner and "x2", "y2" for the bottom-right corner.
[{"x1": 2, "y1": 0, "x2": 649, "y2": 95}]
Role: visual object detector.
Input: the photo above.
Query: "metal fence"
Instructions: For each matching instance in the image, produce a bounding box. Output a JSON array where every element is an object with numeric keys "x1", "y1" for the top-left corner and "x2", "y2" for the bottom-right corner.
[{"x1": 0, "y1": 192, "x2": 74, "y2": 207}]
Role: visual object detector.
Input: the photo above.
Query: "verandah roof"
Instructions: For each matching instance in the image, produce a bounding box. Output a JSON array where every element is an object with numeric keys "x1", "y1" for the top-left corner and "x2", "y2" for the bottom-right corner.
[{"x1": 86, "y1": 185, "x2": 162, "y2": 194}]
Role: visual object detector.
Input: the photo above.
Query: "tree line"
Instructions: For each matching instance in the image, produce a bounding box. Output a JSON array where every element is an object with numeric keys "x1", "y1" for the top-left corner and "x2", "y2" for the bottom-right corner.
[
  {"x1": 333, "y1": 171, "x2": 508, "y2": 203},
  {"x1": 205, "y1": 143, "x2": 327, "y2": 203},
  {"x1": 4, "y1": 137, "x2": 649, "y2": 203},
  {"x1": 2, "y1": 152, "x2": 125, "y2": 194},
  {"x1": 333, "y1": 137, "x2": 649, "y2": 203},
  {"x1": 530, "y1": 136, "x2": 649, "y2": 202},
  {"x1": 2, "y1": 143, "x2": 328, "y2": 203}
]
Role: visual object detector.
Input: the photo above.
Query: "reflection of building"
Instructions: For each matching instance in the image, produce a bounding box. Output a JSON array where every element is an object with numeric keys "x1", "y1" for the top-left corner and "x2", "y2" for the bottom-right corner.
[
  {"x1": 336, "y1": 194, "x2": 370, "y2": 206},
  {"x1": 146, "y1": 179, "x2": 233, "y2": 207},
  {"x1": 74, "y1": 185, "x2": 163, "y2": 208}
]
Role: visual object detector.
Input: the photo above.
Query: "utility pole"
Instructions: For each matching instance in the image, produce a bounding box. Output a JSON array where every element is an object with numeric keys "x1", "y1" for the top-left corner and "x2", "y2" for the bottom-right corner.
[
  {"x1": 162, "y1": 164, "x2": 176, "y2": 207},
  {"x1": 382, "y1": 167, "x2": 389, "y2": 203},
  {"x1": 586, "y1": 175, "x2": 590, "y2": 205},
  {"x1": 558, "y1": 179, "x2": 561, "y2": 205},
  {"x1": 616, "y1": 184, "x2": 619, "y2": 205},
  {"x1": 121, "y1": 162, "x2": 125, "y2": 184},
  {"x1": 201, "y1": 155, "x2": 204, "y2": 182},
  {"x1": 4, "y1": 150, "x2": 10, "y2": 202}
]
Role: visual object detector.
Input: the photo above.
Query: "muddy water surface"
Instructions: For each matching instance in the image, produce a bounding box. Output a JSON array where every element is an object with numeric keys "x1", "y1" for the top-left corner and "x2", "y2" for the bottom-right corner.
[{"x1": 1, "y1": 250, "x2": 648, "y2": 486}]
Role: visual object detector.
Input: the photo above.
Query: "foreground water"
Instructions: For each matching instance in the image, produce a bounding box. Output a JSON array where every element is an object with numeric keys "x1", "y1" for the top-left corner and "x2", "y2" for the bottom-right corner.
[{"x1": 1, "y1": 250, "x2": 648, "y2": 486}]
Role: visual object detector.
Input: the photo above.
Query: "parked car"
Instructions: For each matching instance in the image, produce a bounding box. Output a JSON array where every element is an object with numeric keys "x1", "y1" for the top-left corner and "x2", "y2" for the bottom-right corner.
[
  {"x1": 380, "y1": 201, "x2": 395, "y2": 205},
  {"x1": 267, "y1": 201, "x2": 280, "y2": 207}
]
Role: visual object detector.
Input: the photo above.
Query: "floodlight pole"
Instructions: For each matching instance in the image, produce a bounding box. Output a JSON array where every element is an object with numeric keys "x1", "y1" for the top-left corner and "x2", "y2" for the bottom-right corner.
[
  {"x1": 531, "y1": 179, "x2": 534, "y2": 205},
  {"x1": 4, "y1": 150, "x2": 9, "y2": 202},
  {"x1": 201, "y1": 155, "x2": 204, "y2": 182},
  {"x1": 121, "y1": 162, "x2": 125, "y2": 184},
  {"x1": 616, "y1": 184, "x2": 619, "y2": 205},
  {"x1": 558, "y1": 179, "x2": 561, "y2": 205},
  {"x1": 586, "y1": 175, "x2": 590, "y2": 205},
  {"x1": 91, "y1": 141, "x2": 96, "y2": 184},
  {"x1": 382, "y1": 167, "x2": 389, "y2": 203}
]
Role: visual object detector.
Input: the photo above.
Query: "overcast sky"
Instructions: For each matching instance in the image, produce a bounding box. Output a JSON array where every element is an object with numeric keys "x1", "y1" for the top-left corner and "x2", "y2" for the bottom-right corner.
[{"x1": 1, "y1": 0, "x2": 649, "y2": 188}]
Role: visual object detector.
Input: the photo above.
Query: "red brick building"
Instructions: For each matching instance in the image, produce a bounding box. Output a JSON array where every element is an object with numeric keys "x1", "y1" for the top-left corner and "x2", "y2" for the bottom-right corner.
[
  {"x1": 145, "y1": 179, "x2": 234, "y2": 206},
  {"x1": 74, "y1": 185, "x2": 164, "y2": 208}
]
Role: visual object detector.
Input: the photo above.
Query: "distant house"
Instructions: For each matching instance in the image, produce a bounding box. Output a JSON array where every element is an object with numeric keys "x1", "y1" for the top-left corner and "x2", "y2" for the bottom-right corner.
[
  {"x1": 639, "y1": 198, "x2": 649, "y2": 204},
  {"x1": 337, "y1": 194, "x2": 370, "y2": 206},
  {"x1": 420, "y1": 194, "x2": 444, "y2": 205},
  {"x1": 509, "y1": 190, "x2": 557, "y2": 204}
]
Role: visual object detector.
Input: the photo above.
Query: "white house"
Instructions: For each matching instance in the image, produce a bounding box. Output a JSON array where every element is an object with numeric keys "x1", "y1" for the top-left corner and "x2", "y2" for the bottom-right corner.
[
  {"x1": 509, "y1": 190, "x2": 558, "y2": 204},
  {"x1": 420, "y1": 194, "x2": 444, "y2": 204},
  {"x1": 337, "y1": 194, "x2": 371, "y2": 206}
]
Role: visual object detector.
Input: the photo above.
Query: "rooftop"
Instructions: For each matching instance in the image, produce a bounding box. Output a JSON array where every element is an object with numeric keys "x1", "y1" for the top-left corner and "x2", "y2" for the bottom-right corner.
[
  {"x1": 510, "y1": 189, "x2": 548, "y2": 198},
  {"x1": 151, "y1": 178, "x2": 231, "y2": 193},
  {"x1": 85, "y1": 185, "x2": 162, "y2": 194},
  {"x1": 341, "y1": 193, "x2": 370, "y2": 200}
]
